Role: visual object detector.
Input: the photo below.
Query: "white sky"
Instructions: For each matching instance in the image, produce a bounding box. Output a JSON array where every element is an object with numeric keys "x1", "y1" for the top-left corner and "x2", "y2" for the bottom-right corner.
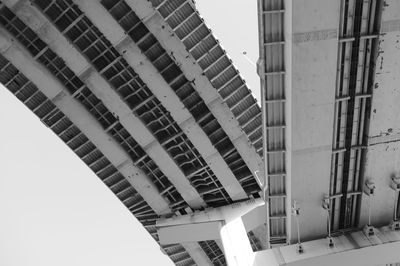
[{"x1": 0, "y1": 1, "x2": 258, "y2": 265}]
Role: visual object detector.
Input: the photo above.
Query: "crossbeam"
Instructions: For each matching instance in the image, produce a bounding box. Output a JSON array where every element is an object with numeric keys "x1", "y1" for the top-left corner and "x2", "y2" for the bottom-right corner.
[{"x1": 157, "y1": 199, "x2": 265, "y2": 266}]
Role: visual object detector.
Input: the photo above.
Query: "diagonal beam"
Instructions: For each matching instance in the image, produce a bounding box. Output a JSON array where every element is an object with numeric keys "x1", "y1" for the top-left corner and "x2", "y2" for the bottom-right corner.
[
  {"x1": 72, "y1": 0, "x2": 248, "y2": 200},
  {"x1": 83, "y1": 72, "x2": 207, "y2": 209},
  {"x1": 4, "y1": 0, "x2": 206, "y2": 209},
  {"x1": 0, "y1": 16, "x2": 205, "y2": 263},
  {"x1": 125, "y1": 0, "x2": 263, "y2": 181},
  {"x1": 5, "y1": 1, "x2": 213, "y2": 264},
  {"x1": 0, "y1": 26, "x2": 171, "y2": 215}
]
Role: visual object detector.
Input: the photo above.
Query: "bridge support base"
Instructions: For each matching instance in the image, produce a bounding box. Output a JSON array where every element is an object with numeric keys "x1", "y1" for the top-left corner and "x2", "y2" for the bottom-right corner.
[{"x1": 219, "y1": 210, "x2": 255, "y2": 266}]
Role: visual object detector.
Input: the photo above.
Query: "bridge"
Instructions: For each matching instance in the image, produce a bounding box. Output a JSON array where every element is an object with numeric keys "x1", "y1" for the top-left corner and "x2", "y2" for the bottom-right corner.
[{"x1": 1, "y1": 0, "x2": 400, "y2": 265}]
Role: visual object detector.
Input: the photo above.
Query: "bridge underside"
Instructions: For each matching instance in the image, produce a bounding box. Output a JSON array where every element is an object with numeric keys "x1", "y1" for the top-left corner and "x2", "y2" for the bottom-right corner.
[
  {"x1": 0, "y1": 0, "x2": 265, "y2": 265},
  {"x1": 1, "y1": 0, "x2": 400, "y2": 265}
]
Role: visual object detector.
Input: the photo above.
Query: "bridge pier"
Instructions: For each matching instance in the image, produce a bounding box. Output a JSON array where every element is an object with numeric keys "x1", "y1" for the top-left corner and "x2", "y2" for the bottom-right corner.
[
  {"x1": 219, "y1": 214, "x2": 254, "y2": 266},
  {"x1": 157, "y1": 199, "x2": 264, "y2": 265}
]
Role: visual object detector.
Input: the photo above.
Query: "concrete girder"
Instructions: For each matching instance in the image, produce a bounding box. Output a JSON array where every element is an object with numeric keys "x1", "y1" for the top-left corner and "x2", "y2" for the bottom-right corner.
[
  {"x1": 71, "y1": 0, "x2": 248, "y2": 201},
  {"x1": 3, "y1": 0, "x2": 207, "y2": 209},
  {"x1": 289, "y1": 0, "x2": 340, "y2": 242},
  {"x1": 124, "y1": 0, "x2": 263, "y2": 181},
  {"x1": 0, "y1": 27, "x2": 171, "y2": 215}
]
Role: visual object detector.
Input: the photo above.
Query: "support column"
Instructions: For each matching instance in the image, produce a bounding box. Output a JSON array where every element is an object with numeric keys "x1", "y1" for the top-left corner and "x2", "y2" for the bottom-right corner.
[
  {"x1": 220, "y1": 216, "x2": 255, "y2": 266},
  {"x1": 157, "y1": 199, "x2": 263, "y2": 265}
]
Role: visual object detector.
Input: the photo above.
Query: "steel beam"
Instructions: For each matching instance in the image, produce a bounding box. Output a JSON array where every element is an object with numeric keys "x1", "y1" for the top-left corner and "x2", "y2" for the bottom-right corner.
[
  {"x1": 124, "y1": 0, "x2": 263, "y2": 180},
  {"x1": 83, "y1": 72, "x2": 207, "y2": 209},
  {"x1": 4, "y1": 0, "x2": 207, "y2": 209},
  {"x1": 72, "y1": 0, "x2": 248, "y2": 201},
  {"x1": 0, "y1": 6, "x2": 209, "y2": 264},
  {"x1": 0, "y1": 27, "x2": 170, "y2": 215}
]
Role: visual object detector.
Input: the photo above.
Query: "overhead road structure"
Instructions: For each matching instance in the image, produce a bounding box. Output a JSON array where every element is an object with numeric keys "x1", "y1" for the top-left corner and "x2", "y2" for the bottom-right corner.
[
  {"x1": 0, "y1": 0, "x2": 265, "y2": 265},
  {"x1": 1, "y1": 0, "x2": 400, "y2": 265}
]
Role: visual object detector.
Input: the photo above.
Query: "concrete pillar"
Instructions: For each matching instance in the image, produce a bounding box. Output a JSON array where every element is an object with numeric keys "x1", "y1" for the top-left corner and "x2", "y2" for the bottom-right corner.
[{"x1": 220, "y1": 216, "x2": 255, "y2": 266}]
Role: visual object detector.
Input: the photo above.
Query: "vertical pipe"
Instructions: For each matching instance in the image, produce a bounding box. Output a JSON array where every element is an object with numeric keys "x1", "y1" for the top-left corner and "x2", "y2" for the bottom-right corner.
[
  {"x1": 394, "y1": 191, "x2": 398, "y2": 221},
  {"x1": 340, "y1": 0, "x2": 364, "y2": 229},
  {"x1": 368, "y1": 195, "x2": 372, "y2": 225},
  {"x1": 355, "y1": 0, "x2": 383, "y2": 228}
]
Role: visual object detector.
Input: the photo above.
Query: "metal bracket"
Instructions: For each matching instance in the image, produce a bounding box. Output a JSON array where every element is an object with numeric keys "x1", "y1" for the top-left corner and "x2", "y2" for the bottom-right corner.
[
  {"x1": 363, "y1": 224, "x2": 376, "y2": 237},
  {"x1": 391, "y1": 176, "x2": 400, "y2": 191},
  {"x1": 390, "y1": 220, "x2": 400, "y2": 231},
  {"x1": 364, "y1": 180, "x2": 376, "y2": 196}
]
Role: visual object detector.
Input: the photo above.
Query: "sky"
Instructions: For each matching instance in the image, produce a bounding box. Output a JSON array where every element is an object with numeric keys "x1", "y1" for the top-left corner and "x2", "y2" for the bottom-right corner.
[{"x1": 0, "y1": 1, "x2": 259, "y2": 265}]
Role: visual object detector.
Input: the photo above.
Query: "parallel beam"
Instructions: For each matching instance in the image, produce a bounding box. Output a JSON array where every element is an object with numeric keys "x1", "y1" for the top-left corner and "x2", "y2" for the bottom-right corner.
[
  {"x1": 0, "y1": 26, "x2": 170, "y2": 215},
  {"x1": 0, "y1": 4, "x2": 209, "y2": 264},
  {"x1": 4, "y1": 0, "x2": 206, "y2": 209},
  {"x1": 72, "y1": 0, "x2": 248, "y2": 201},
  {"x1": 125, "y1": 0, "x2": 263, "y2": 180},
  {"x1": 84, "y1": 72, "x2": 206, "y2": 209}
]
